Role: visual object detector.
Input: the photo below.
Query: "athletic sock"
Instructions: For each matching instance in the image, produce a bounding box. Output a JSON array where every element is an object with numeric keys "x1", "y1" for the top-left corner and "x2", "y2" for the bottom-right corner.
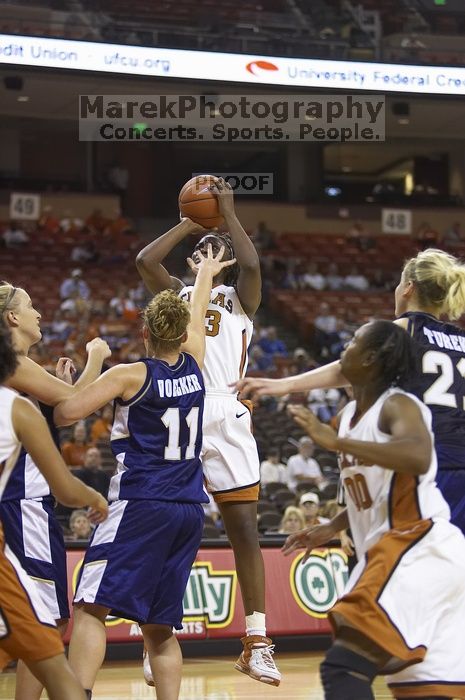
[{"x1": 245, "y1": 611, "x2": 266, "y2": 639}]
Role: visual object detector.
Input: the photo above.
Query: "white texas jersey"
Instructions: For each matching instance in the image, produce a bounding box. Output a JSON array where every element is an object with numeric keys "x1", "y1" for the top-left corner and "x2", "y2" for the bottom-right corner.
[
  {"x1": 338, "y1": 387, "x2": 449, "y2": 561},
  {"x1": 180, "y1": 284, "x2": 253, "y2": 394},
  {"x1": 0, "y1": 387, "x2": 22, "y2": 500}
]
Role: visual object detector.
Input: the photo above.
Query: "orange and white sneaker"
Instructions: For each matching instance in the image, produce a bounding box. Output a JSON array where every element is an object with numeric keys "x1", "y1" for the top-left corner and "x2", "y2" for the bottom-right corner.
[
  {"x1": 234, "y1": 635, "x2": 281, "y2": 686},
  {"x1": 143, "y1": 649, "x2": 155, "y2": 687}
]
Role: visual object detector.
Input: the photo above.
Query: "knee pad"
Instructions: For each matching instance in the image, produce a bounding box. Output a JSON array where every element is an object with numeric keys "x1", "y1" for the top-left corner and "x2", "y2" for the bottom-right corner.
[{"x1": 320, "y1": 645, "x2": 378, "y2": 700}]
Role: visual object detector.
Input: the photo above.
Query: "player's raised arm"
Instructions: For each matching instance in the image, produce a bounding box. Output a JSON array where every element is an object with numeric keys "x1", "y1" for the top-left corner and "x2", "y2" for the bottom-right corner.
[
  {"x1": 182, "y1": 244, "x2": 236, "y2": 368},
  {"x1": 136, "y1": 218, "x2": 207, "y2": 294},
  {"x1": 211, "y1": 178, "x2": 261, "y2": 317},
  {"x1": 13, "y1": 397, "x2": 108, "y2": 520}
]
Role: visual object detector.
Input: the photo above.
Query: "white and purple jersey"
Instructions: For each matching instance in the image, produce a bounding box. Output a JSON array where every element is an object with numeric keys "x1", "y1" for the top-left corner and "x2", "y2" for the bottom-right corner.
[
  {"x1": 109, "y1": 354, "x2": 208, "y2": 503},
  {"x1": 2, "y1": 402, "x2": 57, "y2": 501}
]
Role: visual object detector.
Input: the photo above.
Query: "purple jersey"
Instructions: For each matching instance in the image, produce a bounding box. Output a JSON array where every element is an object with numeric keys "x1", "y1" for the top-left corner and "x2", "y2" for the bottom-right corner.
[{"x1": 108, "y1": 354, "x2": 208, "y2": 503}]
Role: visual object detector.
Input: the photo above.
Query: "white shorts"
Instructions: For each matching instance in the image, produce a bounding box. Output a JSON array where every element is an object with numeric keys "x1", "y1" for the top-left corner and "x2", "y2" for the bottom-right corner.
[
  {"x1": 201, "y1": 393, "x2": 260, "y2": 502},
  {"x1": 329, "y1": 518, "x2": 465, "y2": 698}
]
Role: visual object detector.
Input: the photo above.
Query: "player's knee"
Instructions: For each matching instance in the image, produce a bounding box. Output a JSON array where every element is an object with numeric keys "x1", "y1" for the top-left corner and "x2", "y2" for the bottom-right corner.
[{"x1": 320, "y1": 645, "x2": 377, "y2": 700}]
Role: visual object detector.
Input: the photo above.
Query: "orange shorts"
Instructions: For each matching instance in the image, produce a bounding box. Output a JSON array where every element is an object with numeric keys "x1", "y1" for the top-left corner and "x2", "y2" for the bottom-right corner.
[{"x1": 0, "y1": 538, "x2": 63, "y2": 670}]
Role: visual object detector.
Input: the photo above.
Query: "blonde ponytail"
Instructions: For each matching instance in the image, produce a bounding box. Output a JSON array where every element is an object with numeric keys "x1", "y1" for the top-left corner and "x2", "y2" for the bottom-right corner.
[{"x1": 402, "y1": 249, "x2": 465, "y2": 320}]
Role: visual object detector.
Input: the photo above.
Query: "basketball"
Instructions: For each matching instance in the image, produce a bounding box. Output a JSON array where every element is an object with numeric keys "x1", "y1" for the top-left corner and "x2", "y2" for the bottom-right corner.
[{"x1": 178, "y1": 175, "x2": 224, "y2": 229}]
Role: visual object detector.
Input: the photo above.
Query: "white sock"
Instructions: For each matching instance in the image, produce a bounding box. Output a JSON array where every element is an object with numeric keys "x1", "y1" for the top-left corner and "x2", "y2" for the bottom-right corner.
[{"x1": 245, "y1": 611, "x2": 266, "y2": 639}]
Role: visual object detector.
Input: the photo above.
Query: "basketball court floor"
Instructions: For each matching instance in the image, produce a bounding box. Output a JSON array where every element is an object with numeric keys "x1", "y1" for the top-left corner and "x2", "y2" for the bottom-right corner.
[{"x1": 0, "y1": 652, "x2": 391, "y2": 699}]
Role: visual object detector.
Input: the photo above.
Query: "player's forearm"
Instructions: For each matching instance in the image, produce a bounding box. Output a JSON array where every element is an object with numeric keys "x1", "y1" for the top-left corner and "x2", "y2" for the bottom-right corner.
[
  {"x1": 74, "y1": 350, "x2": 106, "y2": 390},
  {"x1": 224, "y1": 213, "x2": 260, "y2": 270},
  {"x1": 336, "y1": 436, "x2": 430, "y2": 475},
  {"x1": 285, "y1": 360, "x2": 349, "y2": 393},
  {"x1": 328, "y1": 508, "x2": 349, "y2": 535},
  {"x1": 189, "y1": 266, "x2": 215, "y2": 326},
  {"x1": 136, "y1": 220, "x2": 192, "y2": 269}
]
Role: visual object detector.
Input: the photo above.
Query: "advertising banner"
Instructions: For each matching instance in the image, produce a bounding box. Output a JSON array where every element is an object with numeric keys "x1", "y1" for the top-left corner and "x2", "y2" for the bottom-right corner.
[
  {"x1": 1, "y1": 34, "x2": 465, "y2": 95},
  {"x1": 64, "y1": 546, "x2": 348, "y2": 642}
]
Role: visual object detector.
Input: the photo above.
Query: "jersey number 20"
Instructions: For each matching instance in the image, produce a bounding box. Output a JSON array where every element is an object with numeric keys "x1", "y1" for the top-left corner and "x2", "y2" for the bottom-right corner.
[
  {"x1": 423, "y1": 350, "x2": 465, "y2": 409},
  {"x1": 161, "y1": 407, "x2": 200, "y2": 460}
]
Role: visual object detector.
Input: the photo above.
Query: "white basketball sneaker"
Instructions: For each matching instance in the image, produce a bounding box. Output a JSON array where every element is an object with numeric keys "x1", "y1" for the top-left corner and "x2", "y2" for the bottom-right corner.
[
  {"x1": 234, "y1": 635, "x2": 281, "y2": 686},
  {"x1": 143, "y1": 649, "x2": 155, "y2": 687}
]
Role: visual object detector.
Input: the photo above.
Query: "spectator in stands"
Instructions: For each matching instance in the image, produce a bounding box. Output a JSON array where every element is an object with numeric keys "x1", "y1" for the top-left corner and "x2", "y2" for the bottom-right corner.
[
  {"x1": 68, "y1": 509, "x2": 93, "y2": 541},
  {"x1": 293, "y1": 347, "x2": 318, "y2": 374},
  {"x1": 300, "y1": 262, "x2": 325, "y2": 291},
  {"x1": 71, "y1": 241, "x2": 99, "y2": 264},
  {"x1": 370, "y1": 269, "x2": 389, "y2": 290},
  {"x1": 60, "y1": 268, "x2": 91, "y2": 302},
  {"x1": 307, "y1": 387, "x2": 341, "y2": 423},
  {"x1": 344, "y1": 265, "x2": 369, "y2": 291},
  {"x1": 109, "y1": 286, "x2": 138, "y2": 321},
  {"x1": 260, "y1": 448, "x2": 287, "y2": 487},
  {"x1": 104, "y1": 208, "x2": 133, "y2": 238},
  {"x1": 329, "y1": 318, "x2": 353, "y2": 358},
  {"x1": 38, "y1": 205, "x2": 60, "y2": 237},
  {"x1": 85, "y1": 208, "x2": 108, "y2": 235},
  {"x1": 90, "y1": 404, "x2": 113, "y2": 443},
  {"x1": 251, "y1": 221, "x2": 275, "y2": 252},
  {"x1": 128, "y1": 280, "x2": 149, "y2": 308},
  {"x1": 278, "y1": 506, "x2": 306, "y2": 535},
  {"x1": 61, "y1": 421, "x2": 93, "y2": 468},
  {"x1": 314, "y1": 302, "x2": 337, "y2": 335},
  {"x1": 281, "y1": 259, "x2": 299, "y2": 290},
  {"x1": 248, "y1": 345, "x2": 275, "y2": 372},
  {"x1": 414, "y1": 221, "x2": 439, "y2": 250},
  {"x1": 299, "y1": 492, "x2": 329, "y2": 526},
  {"x1": 313, "y1": 302, "x2": 339, "y2": 357},
  {"x1": 2, "y1": 221, "x2": 29, "y2": 248},
  {"x1": 258, "y1": 326, "x2": 287, "y2": 358},
  {"x1": 326, "y1": 263, "x2": 344, "y2": 290},
  {"x1": 345, "y1": 221, "x2": 375, "y2": 251},
  {"x1": 72, "y1": 447, "x2": 111, "y2": 498},
  {"x1": 442, "y1": 221, "x2": 463, "y2": 248},
  {"x1": 60, "y1": 211, "x2": 84, "y2": 236},
  {"x1": 98, "y1": 309, "x2": 132, "y2": 350},
  {"x1": 286, "y1": 437, "x2": 325, "y2": 492}
]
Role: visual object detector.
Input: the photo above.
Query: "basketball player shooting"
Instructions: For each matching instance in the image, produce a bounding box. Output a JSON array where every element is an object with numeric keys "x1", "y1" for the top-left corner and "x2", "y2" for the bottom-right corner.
[{"x1": 136, "y1": 177, "x2": 281, "y2": 687}]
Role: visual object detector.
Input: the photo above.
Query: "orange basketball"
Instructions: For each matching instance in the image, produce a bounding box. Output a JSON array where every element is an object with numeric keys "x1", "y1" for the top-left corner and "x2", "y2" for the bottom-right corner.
[{"x1": 178, "y1": 175, "x2": 224, "y2": 229}]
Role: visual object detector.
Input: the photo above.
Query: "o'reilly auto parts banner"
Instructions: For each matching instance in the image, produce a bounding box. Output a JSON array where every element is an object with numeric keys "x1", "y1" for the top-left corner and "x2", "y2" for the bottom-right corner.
[{"x1": 65, "y1": 547, "x2": 349, "y2": 642}]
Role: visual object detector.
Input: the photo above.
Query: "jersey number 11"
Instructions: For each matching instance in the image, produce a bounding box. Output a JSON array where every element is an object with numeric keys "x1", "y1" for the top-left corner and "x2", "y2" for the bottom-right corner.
[{"x1": 161, "y1": 407, "x2": 200, "y2": 460}]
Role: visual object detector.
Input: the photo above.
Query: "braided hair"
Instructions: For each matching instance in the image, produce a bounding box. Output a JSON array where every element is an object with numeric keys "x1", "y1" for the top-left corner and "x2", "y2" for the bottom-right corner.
[
  {"x1": 194, "y1": 232, "x2": 239, "y2": 287},
  {"x1": 362, "y1": 320, "x2": 418, "y2": 389}
]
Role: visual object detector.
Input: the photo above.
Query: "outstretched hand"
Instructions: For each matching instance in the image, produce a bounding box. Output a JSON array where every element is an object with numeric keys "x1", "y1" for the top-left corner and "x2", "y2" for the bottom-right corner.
[
  {"x1": 187, "y1": 243, "x2": 236, "y2": 277},
  {"x1": 232, "y1": 376, "x2": 288, "y2": 400},
  {"x1": 288, "y1": 404, "x2": 339, "y2": 452},
  {"x1": 55, "y1": 357, "x2": 76, "y2": 385},
  {"x1": 281, "y1": 523, "x2": 334, "y2": 563}
]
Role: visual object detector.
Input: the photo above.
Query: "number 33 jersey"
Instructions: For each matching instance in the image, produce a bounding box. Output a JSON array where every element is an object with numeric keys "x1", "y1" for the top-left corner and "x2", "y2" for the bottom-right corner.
[
  {"x1": 109, "y1": 354, "x2": 208, "y2": 504},
  {"x1": 179, "y1": 284, "x2": 253, "y2": 394},
  {"x1": 337, "y1": 387, "x2": 449, "y2": 562},
  {"x1": 400, "y1": 311, "x2": 465, "y2": 471}
]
